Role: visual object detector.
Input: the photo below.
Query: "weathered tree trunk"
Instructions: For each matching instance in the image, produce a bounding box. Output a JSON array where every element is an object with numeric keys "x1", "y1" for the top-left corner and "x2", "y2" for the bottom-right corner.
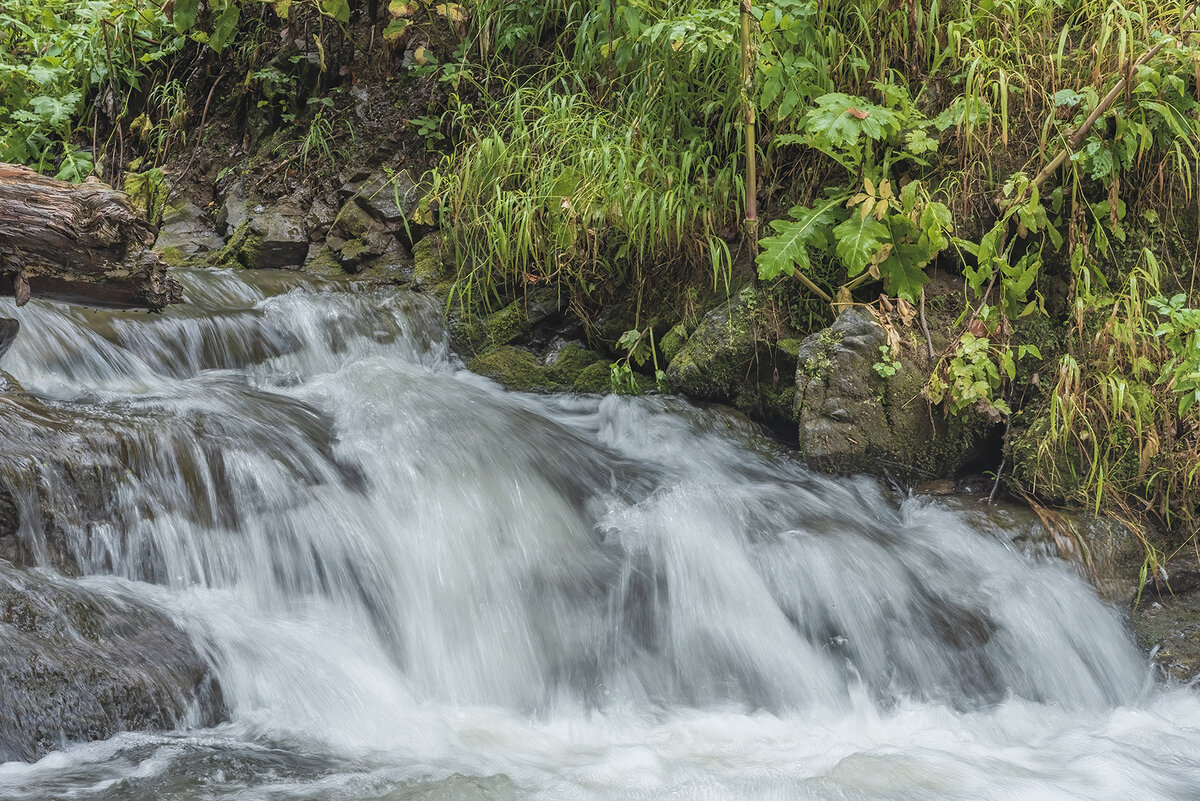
[{"x1": 0, "y1": 164, "x2": 182, "y2": 310}]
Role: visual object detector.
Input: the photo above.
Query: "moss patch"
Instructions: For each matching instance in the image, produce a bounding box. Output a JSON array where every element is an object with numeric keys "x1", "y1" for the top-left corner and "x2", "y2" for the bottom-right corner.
[
  {"x1": 467, "y1": 346, "x2": 557, "y2": 392},
  {"x1": 211, "y1": 221, "x2": 263, "y2": 269},
  {"x1": 572, "y1": 362, "x2": 614, "y2": 394}
]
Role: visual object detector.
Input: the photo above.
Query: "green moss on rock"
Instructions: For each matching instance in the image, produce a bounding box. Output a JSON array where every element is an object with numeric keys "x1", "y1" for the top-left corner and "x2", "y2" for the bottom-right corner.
[
  {"x1": 659, "y1": 323, "x2": 688, "y2": 364},
  {"x1": 572, "y1": 361, "x2": 614, "y2": 394},
  {"x1": 305, "y1": 246, "x2": 345, "y2": 277},
  {"x1": 665, "y1": 287, "x2": 763, "y2": 402},
  {"x1": 155, "y1": 245, "x2": 189, "y2": 268},
  {"x1": 549, "y1": 343, "x2": 602, "y2": 381},
  {"x1": 467, "y1": 346, "x2": 558, "y2": 392},
  {"x1": 121, "y1": 168, "x2": 169, "y2": 227},
  {"x1": 411, "y1": 234, "x2": 452, "y2": 290},
  {"x1": 212, "y1": 221, "x2": 263, "y2": 269}
]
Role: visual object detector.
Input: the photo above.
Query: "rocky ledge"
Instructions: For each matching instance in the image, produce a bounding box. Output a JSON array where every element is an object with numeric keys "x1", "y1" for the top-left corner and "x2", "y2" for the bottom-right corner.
[{"x1": 0, "y1": 374, "x2": 226, "y2": 762}]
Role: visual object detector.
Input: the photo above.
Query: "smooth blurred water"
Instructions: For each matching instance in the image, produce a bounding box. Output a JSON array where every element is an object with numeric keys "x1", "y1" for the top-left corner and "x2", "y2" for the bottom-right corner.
[{"x1": 1, "y1": 268, "x2": 1198, "y2": 800}]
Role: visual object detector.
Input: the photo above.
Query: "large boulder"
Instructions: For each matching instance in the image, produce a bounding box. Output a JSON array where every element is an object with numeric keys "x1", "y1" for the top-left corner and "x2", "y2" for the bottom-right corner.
[
  {"x1": 213, "y1": 203, "x2": 310, "y2": 272},
  {"x1": 664, "y1": 288, "x2": 798, "y2": 426},
  {"x1": 793, "y1": 308, "x2": 991, "y2": 479},
  {"x1": 0, "y1": 395, "x2": 227, "y2": 760},
  {"x1": 0, "y1": 564, "x2": 224, "y2": 762}
]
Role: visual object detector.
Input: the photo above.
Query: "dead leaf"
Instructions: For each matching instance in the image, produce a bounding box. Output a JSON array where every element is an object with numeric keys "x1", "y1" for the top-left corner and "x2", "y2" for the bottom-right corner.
[
  {"x1": 435, "y1": 2, "x2": 466, "y2": 24},
  {"x1": 846, "y1": 107, "x2": 870, "y2": 119}
]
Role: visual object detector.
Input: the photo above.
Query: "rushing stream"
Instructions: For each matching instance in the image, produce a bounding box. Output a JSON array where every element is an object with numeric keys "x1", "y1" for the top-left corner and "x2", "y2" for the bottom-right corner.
[{"x1": 1, "y1": 268, "x2": 1199, "y2": 799}]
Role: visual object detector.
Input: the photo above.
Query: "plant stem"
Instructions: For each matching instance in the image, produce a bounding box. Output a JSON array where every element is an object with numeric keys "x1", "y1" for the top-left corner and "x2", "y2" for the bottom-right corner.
[
  {"x1": 740, "y1": 0, "x2": 758, "y2": 252},
  {"x1": 1028, "y1": 0, "x2": 1200, "y2": 193}
]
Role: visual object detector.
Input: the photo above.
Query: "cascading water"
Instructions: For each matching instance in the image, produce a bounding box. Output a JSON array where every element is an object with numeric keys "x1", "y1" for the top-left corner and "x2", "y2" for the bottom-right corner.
[{"x1": 1, "y1": 267, "x2": 1199, "y2": 800}]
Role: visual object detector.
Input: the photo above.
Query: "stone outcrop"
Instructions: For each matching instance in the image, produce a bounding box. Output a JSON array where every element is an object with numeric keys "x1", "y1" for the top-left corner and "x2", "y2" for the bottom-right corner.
[
  {"x1": 0, "y1": 392, "x2": 226, "y2": 761},
  {"x1": 664, "y1": 287, "x2": 798, "y2": 428},
  {"x1": 0, "y1": 563, "x2": 224, "y2": 762},
  {"x1": 793, "y1": 308, "x2": 992, "y2": 479}
]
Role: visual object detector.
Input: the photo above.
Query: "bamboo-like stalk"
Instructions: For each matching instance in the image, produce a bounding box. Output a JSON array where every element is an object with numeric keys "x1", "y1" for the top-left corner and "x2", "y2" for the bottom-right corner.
[
  {"x1": 740, "y1": 0, "x2": 758, "y2": 252},
  {"x1": 1028, "y1": 0, "x2": 1200, "y2": 193}
]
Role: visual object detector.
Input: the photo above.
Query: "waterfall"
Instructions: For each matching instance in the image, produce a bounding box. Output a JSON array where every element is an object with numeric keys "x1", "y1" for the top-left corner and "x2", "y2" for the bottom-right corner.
[{"x1": 1, "y1": 268, "x2": 1197, "y2": 800}]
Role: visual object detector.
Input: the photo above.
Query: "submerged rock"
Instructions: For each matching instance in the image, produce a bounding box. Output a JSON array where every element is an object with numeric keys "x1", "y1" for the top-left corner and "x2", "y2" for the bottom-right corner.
[
  {"x1": 793, "y1": 308, "x2": 992, "y2": 480},
  {"x1": 0, "y1": 396, "x2": 226, "y2": 761},
  {"x1": 0, "y1": 564, "x2": 224, "y2": 762},
  {"x1": 0, "y1": 317, "x2": 17, "y2": 362}
]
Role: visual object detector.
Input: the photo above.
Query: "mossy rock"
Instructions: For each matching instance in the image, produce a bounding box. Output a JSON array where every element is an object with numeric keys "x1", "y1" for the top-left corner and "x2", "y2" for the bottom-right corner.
[
  {"x1": 485, "y1": 302, "x2": 533, "y2": 348},
  {"x1": 211, "y1": 221, "x2": 263, "y2": 269},
  {"x1": 466, "y1": 342, "x2": 614, "y2": 395},
  {"x1": 793, "y1": 308, "x2": 995, "y2": 480},
  {"x1": 549, "y1": 343, "x2": 611, "y2": 391},
  {"x1": 411, "y1": 234, "x2": 452, "y2": 289},
  {"x1": 331, "y1": 200, "x2": 374, "y2": 240},
  {"x1": 304, "y1": 245, "x2": 346, "y2": 278},
  {"x1": 121, "y1": 168, "x2": 168, "y2": 227},
  {"x1": 467, "y1": 346, "x2": 561, "y2": 392},
  {"x1": 155, "y1": 245, "x2": 191, "y2": 269},
  {"x1": 659, "y1": 323, "x2": 688, "y2": 364},
  {"x1": 665, "y1": 287, "x2": 766, "y2": 402},
  {"x1": 449, "y1": 288, "x2": 563, "y2": 357},
  {"x1": 548, "y1": 343, "x2": 597, "y2": 378},
  {"x1": 339, "y1": 238, "x2": 372, "y2": 265},
  {"x1": 572, "y1": 361, "x2": 615, "y2": 394}
]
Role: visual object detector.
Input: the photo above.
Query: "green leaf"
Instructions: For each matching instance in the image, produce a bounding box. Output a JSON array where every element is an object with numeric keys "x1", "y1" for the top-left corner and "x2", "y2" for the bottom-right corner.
[
  {"x1": 756, "y1": 195, "x2": 847, "y2": 282},
  {"x1": 321, "y1": 0, "x2": 352, "y2": 23},
  {"x1": 999, "y1": 348, "x2": 1016, "y2": 380},
  {"x1": 877, "y1": 241, "x2": 932, "y2": 302},
  {"x1": 803, "y1": 93, "x2": 900, "y2": 150},
  {"x1": 209, "y1": 2, "x2": 240, "y2": 53},
  {"x1": 173, "y1": 0, "x2": 200, "y2": 32},
  {"x1": 904, "y1": 128, "x2": 938, "y2": 155},
  {"x1": 919, "y1": 201, "x2": 952, "y2": 253},
  {"x1": 833, "y1": 212, "x2": 888, "y2": 277},
  {"x1": 1053, "y1": 89, "x2": 1083, "y2": 107},
  {"x1": 383, "y1": 18, "x2": 411, "y2": 41}
]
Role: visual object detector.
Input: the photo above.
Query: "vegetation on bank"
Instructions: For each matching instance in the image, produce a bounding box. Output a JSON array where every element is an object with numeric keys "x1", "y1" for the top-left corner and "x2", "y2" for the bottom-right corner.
[{"x1": 2, "y1": 0, "x2": 1200, "y2": 567}]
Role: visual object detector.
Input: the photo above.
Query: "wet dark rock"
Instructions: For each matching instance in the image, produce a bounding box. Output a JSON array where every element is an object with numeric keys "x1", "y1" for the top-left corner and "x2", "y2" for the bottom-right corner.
[
  {"x1": 793, "y1": 308, "x2": 992, "y2": 480},
  {"x1": 0, "y1": 317, "x2": 17, "y2": 361},
  {"x1": 665, "y1": 288, "x2": 799, "y2": 428},
  {"x1": 0, "y1": 563, "x2": 224, "y2": 762},
  {"x1": 211, "y1": 203, "x2": 309, "y2": 272},
  {"x1": 304, "y1": 197, "x2": 339, "y2": 241},
  {"x1": 1131, "y1": 586, "x2": 1200, "y2": 682},
  {"x1": 917, "y1": 479, "x2": 957, "y2": 496},
  {"x1": 342, "y1": 169, "x2": 432, "y2": 248}
]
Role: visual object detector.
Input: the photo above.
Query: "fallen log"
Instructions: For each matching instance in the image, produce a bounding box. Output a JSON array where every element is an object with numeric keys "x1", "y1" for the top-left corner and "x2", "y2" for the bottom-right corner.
[{"x1": 0, "y1": 164, "x2": 182, "y2": 310}]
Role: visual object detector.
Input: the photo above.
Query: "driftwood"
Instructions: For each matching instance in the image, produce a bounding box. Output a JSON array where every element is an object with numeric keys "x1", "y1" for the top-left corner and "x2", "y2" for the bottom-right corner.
[{"x1": 0, "y1": 164, "x2": 182, "y2": 310}]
